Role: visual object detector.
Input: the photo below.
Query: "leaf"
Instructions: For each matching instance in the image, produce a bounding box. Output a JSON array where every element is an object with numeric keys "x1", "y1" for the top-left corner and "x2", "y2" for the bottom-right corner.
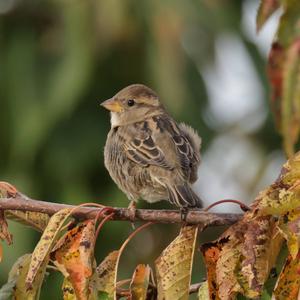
[
  {"x1": 256, "y1": 0, "x2": 280, "y2": 32},
  {"x1": 198, "y1": 281, "x2": 209, "y2": 300},
  {"x1": 5, "y1": 210, "x2": 50, "y2": 232},
  {"x1": 201, "y1": 212, "x2": 283, "y2": 300},
  {"x1": 268, "y1": 42, "x2": 285, "y2": 129},
  {"x1": 238, "y1": 217, "x2": 283, "y2": 298},
  {"x1": 278, "y1": 208, "x2": 300, "y2": 259},
  {"x1": 0, "y1": 210, "x2": 12, "y2": 246},
  {"x1": 0, "y1": 279, "x2": 16, "y2": 300},
  {"x1": 273, "y1": 252, "x2": 300, "y2": 299},
  {"x1": 129, "y1": 264, "x2": 151, "y2": 300},
  {"x1": 62, "y1": 277, "x2": 77, "y2": 300},
  {"x1": 92, "y1": 222, "x2": 153, "y2": 300},
  {"x1": 265, "y1": 1, "x2": 300, "y2": 156},
  {"x1": 201, "y1": 242, "x2": 222, "y2": 300},
  {"x1": 1, "y1": 253, "x2": 47, "y2": 300},
  {"x1": 281, "y1": 38, "x2": 300, "y2": 157},
  {"x1": 155, "y1": 225, "x2": 199, "y2": 300},
  {"x1": 255, "y1": 151, "x2": 300, "y2": 215},
  {"x1": 26, "y1": 208, "x2": 73, "y2": 288},
  {"x1": 53, "y1": 220, "x2": 96, "y2": 300},
  {"x1": 0, "y1": 182, "x2": 18, "y2": 198},
  {"x1": 93, "y1": 250, "x2": 119, "y2": 300}
]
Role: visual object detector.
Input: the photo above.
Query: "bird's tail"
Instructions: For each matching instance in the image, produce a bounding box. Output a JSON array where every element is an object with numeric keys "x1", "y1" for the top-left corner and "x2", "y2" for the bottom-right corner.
[{"x1": 167, "y1": 183, "x2": 202, "y2": 208}]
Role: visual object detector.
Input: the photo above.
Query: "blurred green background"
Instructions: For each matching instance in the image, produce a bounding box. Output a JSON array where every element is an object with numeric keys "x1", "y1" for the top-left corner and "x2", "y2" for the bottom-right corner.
[{"x1": 0, "y1": 0, "x2": 285, "y2": 298}]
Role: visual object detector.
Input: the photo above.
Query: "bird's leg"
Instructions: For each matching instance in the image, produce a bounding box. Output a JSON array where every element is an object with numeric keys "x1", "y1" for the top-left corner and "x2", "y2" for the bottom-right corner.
[
  {"x1": 128, "y1": 200, "x2": 137, "y2": 229},
  {"x1": 180, "y1": 207, "x2": 189, "y2": 223}
]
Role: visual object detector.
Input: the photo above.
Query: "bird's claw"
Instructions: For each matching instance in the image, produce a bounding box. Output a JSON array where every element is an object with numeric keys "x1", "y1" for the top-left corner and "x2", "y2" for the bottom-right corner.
[
  {"x1": 180, "y1": 207, "x2": 189, "y2": 223},
  {"x1": 128, "y1": 201, "x2": 137, "y2": 229}
]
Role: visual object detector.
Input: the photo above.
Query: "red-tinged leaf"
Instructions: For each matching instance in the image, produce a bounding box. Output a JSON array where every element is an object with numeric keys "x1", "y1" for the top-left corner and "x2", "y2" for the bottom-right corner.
[
  {"x1": 238, "y1": 217, "x2": 283, "y2": 298},
  {"x1": 282, "y1": 38, "x2": 300, "y2": 157},
  {"x1": 201, "y1": 212, "x2": 283, "y2": 299},
  {"x1": 201, "y1": 229, "x2": 243, "y2": 300},
  {"x1": 256, "y1": 0, "x2": 280, "y2": 32},
  {"x1": 155, "y1": 225, "x2": 199, "y2": 300},
  {"x1": 266, "y1": 1, "x2": 300, "y2": 155},
  {"x1": 53, "y1": 220, "x2": 96, "y2": 300},
  {"x1": 130, "y1": 264, "x2": 151, "y2": 300},
  {"x1": 201, "y1": 242, "x2": 221, "y2": 300},
  {"x1": 268, "y1": 42, "x2": 285, "y2": 128},
  {"x1": 0, "y1": 210, "x2": 13, "y2": 246},
  {"x1": 0, "y1": 181, "x2": 18, "y2": 198},
  {"x1": 26, "y1": 208, "x2": 73, "y2": 288},
  {"x1": 273, "y1": 252, "x2": 300, "y2": 299}
]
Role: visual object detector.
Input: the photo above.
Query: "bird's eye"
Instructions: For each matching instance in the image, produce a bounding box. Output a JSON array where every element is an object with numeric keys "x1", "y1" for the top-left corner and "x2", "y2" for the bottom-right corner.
[{"x1": 127, "y1": 99, "x2": 135, "y2": 107}]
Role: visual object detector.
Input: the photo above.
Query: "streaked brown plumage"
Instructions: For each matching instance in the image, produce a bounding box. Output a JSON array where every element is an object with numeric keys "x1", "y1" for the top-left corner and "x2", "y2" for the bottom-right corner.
[{"x1": 101, "y1": 84, "x2": 202, "y2": 208}]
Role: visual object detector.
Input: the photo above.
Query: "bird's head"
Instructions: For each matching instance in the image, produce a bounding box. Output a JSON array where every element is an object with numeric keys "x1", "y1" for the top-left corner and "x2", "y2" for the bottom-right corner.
[{"x1": 100, "y1": 84, "x2": 164, "y2": 127}]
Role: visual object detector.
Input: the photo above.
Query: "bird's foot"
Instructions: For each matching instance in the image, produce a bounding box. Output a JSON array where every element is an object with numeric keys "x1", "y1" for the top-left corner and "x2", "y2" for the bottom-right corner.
[
  {"x1": 128, "y1": 201, "x2": 137, "y2": 229},
  {"x1": 180, "y1": 207, "x2": 189, "y2": 223}
]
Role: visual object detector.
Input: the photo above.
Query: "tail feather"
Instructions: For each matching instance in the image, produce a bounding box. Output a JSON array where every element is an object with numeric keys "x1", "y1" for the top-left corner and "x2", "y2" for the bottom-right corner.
[{"x1": 167, "y1": 184, "x2": 202, "y2": 208}]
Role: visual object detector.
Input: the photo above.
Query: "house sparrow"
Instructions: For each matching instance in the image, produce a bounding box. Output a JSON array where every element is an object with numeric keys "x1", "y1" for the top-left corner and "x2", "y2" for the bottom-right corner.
[{"x1": 101, "y1": 84, "x2": 202, "y2": 212}]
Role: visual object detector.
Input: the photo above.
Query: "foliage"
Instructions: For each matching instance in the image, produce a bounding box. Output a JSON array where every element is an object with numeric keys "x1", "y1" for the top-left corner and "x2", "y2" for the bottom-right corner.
[{"x1": 0, "y1": 0, "x2": 300, "y2": 299}]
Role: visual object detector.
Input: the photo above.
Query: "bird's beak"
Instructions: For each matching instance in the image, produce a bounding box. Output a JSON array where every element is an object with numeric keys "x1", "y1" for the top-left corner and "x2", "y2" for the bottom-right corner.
[{"x1": 100, "y1": 98, "x2": 123, "y2": 112}]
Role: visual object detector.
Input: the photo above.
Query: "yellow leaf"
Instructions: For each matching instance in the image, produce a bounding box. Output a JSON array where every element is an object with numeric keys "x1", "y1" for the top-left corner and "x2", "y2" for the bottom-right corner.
[
  {"x1": 198, "y1": 281, "x2": 209, "y2": 300},
  {"x1": 93, "y1": 251, "x2": 119, "y2": 300},
  {"x1": 254, "y1": 152, "x2": 300, "y2": 215},
  {"x1": 26, "y1": 208, "x2": 73, "y2": 288},
  {"x1": 278, "y1": 208, "x2": 300, "y2": 259},
  {"x1": 5, "y1": 210, "x2": 50, "y2": 232},
  {"x1": 273, "y1": 252, "x2": 300, "y2": 299},
  {"x1": 53, "y1": 220, "x2": 96, "y2": 300},
  {"x1": 3, "y1": 253, "x2": 47, "y2": 300},
  {"x1": 130, "y1": 264, "x2": 151, "y2": 300},
  {"x1": 155, "y1": 225, "x2": 199, "y2": 300},
  {"x1": 62, "y1": 277, "x2": 77, "y2": 300}
]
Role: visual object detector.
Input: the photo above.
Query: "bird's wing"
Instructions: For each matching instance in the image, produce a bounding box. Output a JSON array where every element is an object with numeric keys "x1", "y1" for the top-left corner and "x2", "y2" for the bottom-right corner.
[
  {"x1": 151, "y1": 115, "x2": 200, "y2": 179},
  {"x1": 123, "y1": 116, "x2": 200, "y2": 180},
  {"x1": 123, "y1": 121, "x2": 174, "y2": 170}
]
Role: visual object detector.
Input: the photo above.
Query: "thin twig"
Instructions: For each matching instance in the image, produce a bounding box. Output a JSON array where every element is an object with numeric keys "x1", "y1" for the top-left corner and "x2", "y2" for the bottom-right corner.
[{"x1": 0, "y1": 192, "x2": 243, "y2": 226}]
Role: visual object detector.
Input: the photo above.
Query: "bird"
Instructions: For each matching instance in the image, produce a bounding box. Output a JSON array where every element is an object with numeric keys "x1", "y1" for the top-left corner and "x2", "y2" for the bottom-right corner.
[{"x1": 101, "y1": 84, "x2": 202, "y2": 216}]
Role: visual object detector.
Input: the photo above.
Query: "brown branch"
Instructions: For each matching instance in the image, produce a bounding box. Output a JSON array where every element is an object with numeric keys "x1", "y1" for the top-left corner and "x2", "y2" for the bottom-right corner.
[{"x1": 0, "y1": 193, "x2": 242, "y2": 226}]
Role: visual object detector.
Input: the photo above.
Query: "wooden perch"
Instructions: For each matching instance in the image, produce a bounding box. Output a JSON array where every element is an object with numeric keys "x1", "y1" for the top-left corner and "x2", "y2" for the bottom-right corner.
[{"x1": 0, "y1": 192, "x2": 242, "y2": 226}]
